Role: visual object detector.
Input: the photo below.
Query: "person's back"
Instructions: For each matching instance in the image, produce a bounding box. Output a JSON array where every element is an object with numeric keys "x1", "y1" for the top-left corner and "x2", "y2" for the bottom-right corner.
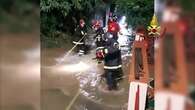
[
  {"x1": 103, "y1": 37, "x2": 123, "y2": 90},
  {"x1": 104, "y1": 38, "x2": 122, "y2": 67},
  {"x1": 94, "y1": 27, "x2": 106, "y2": 47}
]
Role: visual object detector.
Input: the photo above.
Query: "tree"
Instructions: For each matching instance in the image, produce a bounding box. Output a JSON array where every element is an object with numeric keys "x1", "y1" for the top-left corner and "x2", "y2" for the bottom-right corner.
[
  {"x1": 40, "y1": 0, "x2": 108, "y2": 34},
  {"x1": 40, "y1": 0, "x2": 105, "y2": 35},
  {"x1": 40, "y1": 0, "x2": 106, "y2": 47},
  {"x1": 114, "y1": 0, "x2": 154, "y2": 28},
  {"x1": 0, "y1": 0, "x2": 39, "y2": 33}
]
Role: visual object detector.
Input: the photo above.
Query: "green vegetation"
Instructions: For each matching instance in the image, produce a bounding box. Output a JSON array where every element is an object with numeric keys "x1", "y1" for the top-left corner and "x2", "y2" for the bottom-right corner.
[
  {"x1": 40, "y1": 0, "x2": 154, "y2": 48},
  {"x1": 179, "y1": 0, "x2": 195, "y2": 11},
  {"x1": 0, "y1": 0, "x2": 39, "y2": 33},
  {"x1": 0, "y1": 0, "x2": 154, "y2": 47},
  {"x1": 40, "y1": 0, "x2": 107, "y2": 48},
  {"x1": 114, "y1": 0, "x2": 154, "y2": 28}
]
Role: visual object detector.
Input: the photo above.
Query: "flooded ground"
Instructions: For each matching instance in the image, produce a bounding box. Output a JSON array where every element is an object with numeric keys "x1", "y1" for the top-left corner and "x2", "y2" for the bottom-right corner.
[
  {"x1": 41, "y1": 35, "x2": 132, "y2": 110},
  {"x1": 42, "y1": 52, "x2": 131, "y2": 110},
  {"x1": 0, "y1": 33, "x2": 154, "y2": 110},
  {"x1": 0, "y1": 33, "x2": 40, "y2": 110}
]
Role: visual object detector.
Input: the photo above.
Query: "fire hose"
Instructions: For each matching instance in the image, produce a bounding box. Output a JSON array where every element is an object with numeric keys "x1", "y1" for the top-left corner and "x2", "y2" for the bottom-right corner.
[{"x1": 57, "y1": 34, "x2": 87, "y2": 65}]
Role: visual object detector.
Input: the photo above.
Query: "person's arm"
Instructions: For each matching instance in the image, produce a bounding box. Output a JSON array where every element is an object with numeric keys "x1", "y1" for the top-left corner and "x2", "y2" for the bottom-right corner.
[
  {"x1": 83, "y1": 25, "x2": 88, "y2": 34},
  {"x1": 74, "y1": 25, "x2": 81, "y2": 37},
  {"x1": 74, "y1": 25, "x2": 79, "y2": 32},
  {"x1": 81, "y1": 28, "x2": 87, "y2": 36},
  {"x1": 117, "y1": 23, "x2": 121, "y2": 33},
  {"x1": 104, "y1": 43, "x2": 120, "y2": 55},
  {"x1": 94, "y1": 28, "x2": 102, "y2": 39},
  {"x1": 93, "y1": 32, "x2": 98, "y2": 39}
]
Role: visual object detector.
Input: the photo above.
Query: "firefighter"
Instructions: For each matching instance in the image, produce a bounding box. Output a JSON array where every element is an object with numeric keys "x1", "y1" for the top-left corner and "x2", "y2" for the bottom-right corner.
[
  {"x1": 93, "y1": 20, "x2": 106, "y2": 47},
  {"x1": 107, "y1": 15, "x2": 120, "y2": 41},
  {"x1": 102, "y1": 34, "x2": 123, "y2": 90},
  {"x1": 73, "y1": 19, "x2": 88, "y2": 56},
  {"x1": 93, "y1": 20, "x2": 106, "y2": 63}
]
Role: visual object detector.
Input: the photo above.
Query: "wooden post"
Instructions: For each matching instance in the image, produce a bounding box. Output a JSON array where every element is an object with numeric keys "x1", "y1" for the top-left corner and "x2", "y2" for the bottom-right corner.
[
  {"x1": 129, "y1": 40, "x2": 149, "y2": 83},
  {"x1": 155, "y1": 21, "x2": 189, "y2": 110},
  {"x1": 128, "y1": 30, "x2": 150, "y2": 110}
]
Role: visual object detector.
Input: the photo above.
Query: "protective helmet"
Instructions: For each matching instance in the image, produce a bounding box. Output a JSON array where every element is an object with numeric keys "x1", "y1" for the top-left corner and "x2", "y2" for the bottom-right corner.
[{"x1": 79, "y1": 19, "x2": 85, "y2": 24}]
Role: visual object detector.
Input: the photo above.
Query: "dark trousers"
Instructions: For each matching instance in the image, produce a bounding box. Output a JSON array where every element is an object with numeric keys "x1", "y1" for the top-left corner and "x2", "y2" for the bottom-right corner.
[
  {"x1": 105, "y1": 71, "x2": 117, "y2": 90},
  {"x1": 78, "y1": 44, "x2": 85, "y2": 51},
  {"x1": 104, "y1": 68, "x2": 123, "y2": 90},
  {"x1": 96, "y1": 41, "x2": 105, "y2": 48},
  {"x1": 73, "y1": 36, "x2": 86, "y2": 54}
]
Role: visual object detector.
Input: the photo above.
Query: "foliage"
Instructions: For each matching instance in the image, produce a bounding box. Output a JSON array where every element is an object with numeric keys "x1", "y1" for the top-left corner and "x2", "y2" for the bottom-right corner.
[
  {"x1": 0, "y1": 0, "x2": 39, "y2": 33},
  {"x1": 40, "y1": 0, "x2": 154, "y2": 48},
  {"x1": 40, "y1": 0, "x2": 106, "y2": 48},
  {"x1": 114, "y1": 0, "x2": 154, "y2": 28},
  {"x1": 179, "y1": 0, "x2": 195, "y2": 11},
  {"x1": 40, "y1": 0, "x2": 71, "y2": 16},
  {"x1": 40, "y1": 0, "x2": 104, "y2": 34}
]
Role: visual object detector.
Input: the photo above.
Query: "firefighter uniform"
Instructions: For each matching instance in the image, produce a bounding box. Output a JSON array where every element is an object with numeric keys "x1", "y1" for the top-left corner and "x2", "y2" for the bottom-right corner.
[
  {"x1": 94, "y1": 27, "x2": 106, "y2": 63},
  {"x1": 103, "y1": 38, "x2": 123, "y2": 90},
  {"x1": 94, "y1": 27, "x2": 105, "y2": 47},
  {"x1": 73, "y1": 23, "x2": 87, "y2": 55}
]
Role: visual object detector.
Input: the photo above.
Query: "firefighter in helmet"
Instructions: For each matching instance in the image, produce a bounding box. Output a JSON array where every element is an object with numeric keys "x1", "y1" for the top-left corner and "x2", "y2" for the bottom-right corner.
[
  {"x1": 93, "y1": 20, "x2": 106, "y2": 63},
  {"x1": 73, "y1": 19, "x2": 88, "y2": 56},
  {"x1": 102, "y1": 33, "x2": 123, "y2": 90},
  {"x1": 107, "y1": 15, "x2": 120, "y2": 41}
]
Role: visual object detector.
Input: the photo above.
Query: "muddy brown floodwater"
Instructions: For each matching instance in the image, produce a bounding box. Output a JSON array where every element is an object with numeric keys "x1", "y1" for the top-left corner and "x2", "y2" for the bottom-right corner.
[
  {"x1": 0, "y1": 33, "x2": 153, "y2": 110},
  {"x1": 0, "y1": 33, "x2": 40, "y2": 110},
  {"x1": 40, "y1": 33, "x2": 133, "y2": 110},
  {"x1": 41, "y1": 46, "x2": 131, "y2": 110}
]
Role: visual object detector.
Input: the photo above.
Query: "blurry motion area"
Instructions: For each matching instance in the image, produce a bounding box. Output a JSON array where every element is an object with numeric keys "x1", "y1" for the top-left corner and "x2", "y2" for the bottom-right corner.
[
  {"x1": 0, "y1": 1, "x2": 40, "y2": 110},
  {"x1": 128, "y1": 27, "x2": 150, "y2": 110},
  {"x1": 155, "y1": 0, "x2": 195, "y2": 110},
  {"x1": 0, "y1": 0, "x2": 39, "y2": 33}
]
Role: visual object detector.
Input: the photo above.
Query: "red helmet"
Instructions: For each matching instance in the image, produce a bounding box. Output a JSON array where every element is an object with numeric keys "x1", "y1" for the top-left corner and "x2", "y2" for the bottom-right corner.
[{"x1": 79, "y1": 19, "x2": 85, "y2": 24}]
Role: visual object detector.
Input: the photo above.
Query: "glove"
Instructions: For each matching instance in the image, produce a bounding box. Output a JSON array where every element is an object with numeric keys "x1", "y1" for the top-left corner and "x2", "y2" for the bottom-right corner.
[
  {"x1": 96, "y1": 49, "x2": 105, "y2": 59},
  {"x1": 103, "y1": 48, "x2": 108, "y2": 54},
  {"x1": 113, "y1": 42, "x2": 120, "y2": 49},
  {"x1": 81, "y1": 31, "x2": 84, "y2": 35}
]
